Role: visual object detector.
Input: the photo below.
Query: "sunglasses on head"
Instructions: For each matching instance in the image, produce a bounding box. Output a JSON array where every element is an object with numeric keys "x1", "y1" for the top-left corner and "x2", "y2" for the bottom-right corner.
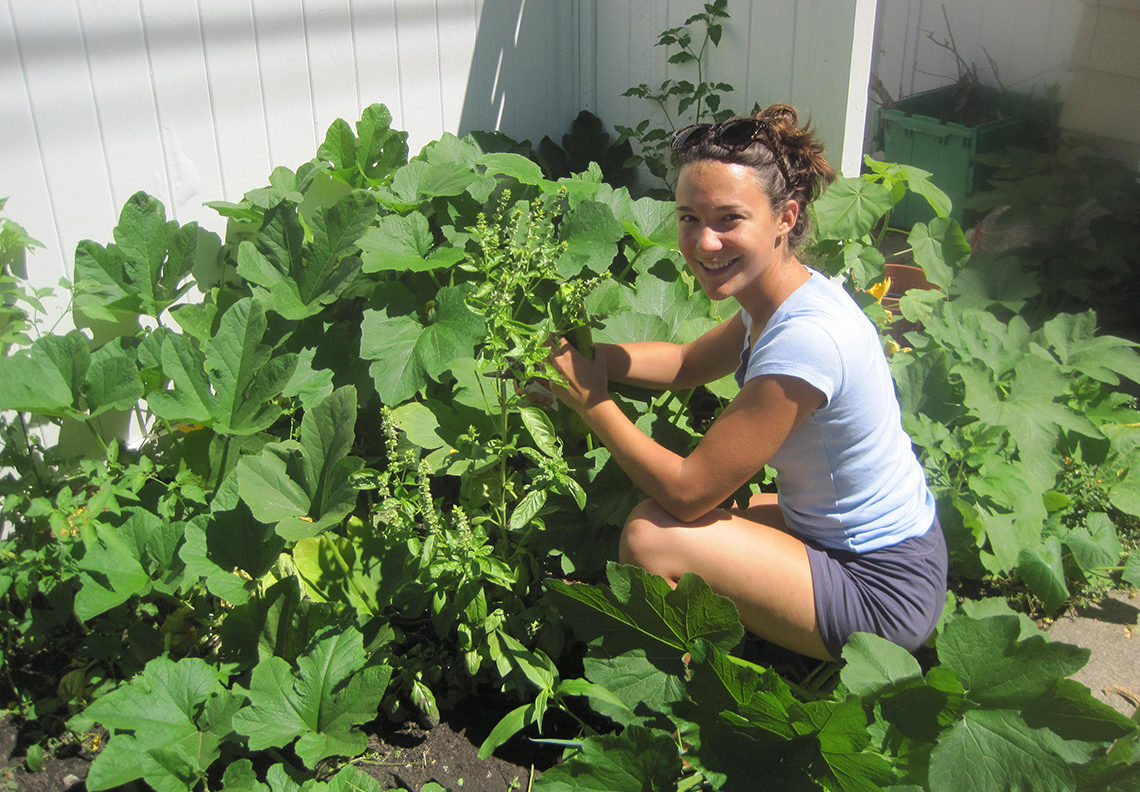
[{"x1": 670, "y1": 119, "x2": 791, "y2": 185}]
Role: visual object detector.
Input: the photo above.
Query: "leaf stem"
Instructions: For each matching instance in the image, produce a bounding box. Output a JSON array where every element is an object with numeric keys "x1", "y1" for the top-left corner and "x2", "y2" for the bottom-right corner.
[{"x1": 213, "y1": 435, "x2": 231, "y2": 495}]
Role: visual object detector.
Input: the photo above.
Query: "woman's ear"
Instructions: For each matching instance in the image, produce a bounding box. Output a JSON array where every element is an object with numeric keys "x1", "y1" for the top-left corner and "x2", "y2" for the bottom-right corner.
[{"x1": 778, "y1": 200, "x2": 800, "y2": 235}]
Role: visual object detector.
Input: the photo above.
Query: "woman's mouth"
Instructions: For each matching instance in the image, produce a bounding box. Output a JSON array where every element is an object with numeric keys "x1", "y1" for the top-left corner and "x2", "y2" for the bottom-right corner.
[{"x1": 701, "y1": 257, "x2": 737, "y2": 273}]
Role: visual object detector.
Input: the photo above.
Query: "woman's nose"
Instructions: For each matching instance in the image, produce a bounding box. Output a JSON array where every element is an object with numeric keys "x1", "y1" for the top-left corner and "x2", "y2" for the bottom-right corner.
[{"x1": 696, "y1": 224, "x2": 722, "y2": 252}]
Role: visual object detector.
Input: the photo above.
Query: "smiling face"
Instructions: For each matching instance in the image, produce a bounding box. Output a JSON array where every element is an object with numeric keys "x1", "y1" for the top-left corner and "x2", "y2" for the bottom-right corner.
[{"x1": 675, "y1": 160, "x2": 799, "y2": 311}]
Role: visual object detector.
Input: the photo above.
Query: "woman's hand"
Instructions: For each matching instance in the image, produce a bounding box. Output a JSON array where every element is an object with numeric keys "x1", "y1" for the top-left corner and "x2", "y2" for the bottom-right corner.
[{"x1": 547, "y1": 337, "x2": 610, "y2": 413}]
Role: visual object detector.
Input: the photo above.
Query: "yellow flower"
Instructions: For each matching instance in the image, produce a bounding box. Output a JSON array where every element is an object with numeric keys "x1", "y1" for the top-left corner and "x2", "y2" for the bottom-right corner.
[{"x1": 868, "y1": 277, "x2": 891, "y2": 304}]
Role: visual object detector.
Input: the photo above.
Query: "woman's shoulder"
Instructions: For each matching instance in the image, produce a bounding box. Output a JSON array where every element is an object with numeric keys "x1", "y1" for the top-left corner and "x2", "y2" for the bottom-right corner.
[{"x1": 766, "y1": 271, "x2": 853, "y2": 329}]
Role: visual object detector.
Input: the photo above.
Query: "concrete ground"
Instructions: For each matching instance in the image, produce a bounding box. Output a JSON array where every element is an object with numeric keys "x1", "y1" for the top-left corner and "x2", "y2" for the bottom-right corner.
[{"x1": 1048, "y1": 588, "x2": 1140, "y2": 717}]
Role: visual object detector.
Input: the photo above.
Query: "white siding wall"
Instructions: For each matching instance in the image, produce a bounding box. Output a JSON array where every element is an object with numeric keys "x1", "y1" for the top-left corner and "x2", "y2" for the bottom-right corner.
[{"x1": 1, "y1": 0, "x2": 577, "y2": 324}]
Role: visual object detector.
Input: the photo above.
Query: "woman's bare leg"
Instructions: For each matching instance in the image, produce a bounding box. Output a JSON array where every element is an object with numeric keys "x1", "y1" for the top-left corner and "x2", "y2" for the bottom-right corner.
[{"x1": 619, "y1": 492, "x2": 831, "y2": 660}]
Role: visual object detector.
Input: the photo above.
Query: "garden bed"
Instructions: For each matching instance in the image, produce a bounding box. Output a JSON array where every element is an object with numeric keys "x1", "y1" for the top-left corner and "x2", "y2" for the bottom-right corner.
[{"x1": 1, "y1": 102, "x2": 1138, "y2": 792}]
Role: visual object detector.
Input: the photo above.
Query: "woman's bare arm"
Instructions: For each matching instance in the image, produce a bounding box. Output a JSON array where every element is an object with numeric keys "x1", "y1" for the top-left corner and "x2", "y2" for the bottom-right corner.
[
  {"x1": 547, "y1": 337, "x2": 824, "y2": 522},
  {"x1": 595, "y1": 311, "x2": 745, "y2": 391}
]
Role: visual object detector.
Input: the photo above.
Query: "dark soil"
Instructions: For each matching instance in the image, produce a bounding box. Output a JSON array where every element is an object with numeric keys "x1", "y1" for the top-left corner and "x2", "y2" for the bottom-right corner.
[
  {"x1": 0, "y1": 708, "x2": 546, "y2": 792},
  {"x1": 356, "y1": 715, "x2": 538, "y2": 791},
  {"x1": 0, "y1": 716, "x2": 90, "y2": 791}
]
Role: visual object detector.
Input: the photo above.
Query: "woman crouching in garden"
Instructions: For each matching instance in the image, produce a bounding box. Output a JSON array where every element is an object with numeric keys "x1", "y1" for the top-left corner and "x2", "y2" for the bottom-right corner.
[{"x1": 547, "y1": 104, "x2": 947, "y2": 661}]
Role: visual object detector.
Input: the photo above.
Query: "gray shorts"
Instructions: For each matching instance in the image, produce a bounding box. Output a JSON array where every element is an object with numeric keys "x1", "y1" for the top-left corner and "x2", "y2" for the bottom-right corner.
[{"x1": 805, "y1": 520, "x2": 948, "y2": 659}]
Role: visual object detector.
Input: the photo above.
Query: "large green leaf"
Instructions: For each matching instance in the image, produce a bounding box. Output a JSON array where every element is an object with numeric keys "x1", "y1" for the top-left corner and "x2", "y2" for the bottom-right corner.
[
  {"x1": 598, "y1": 311, "x2": 672, "y2": 344},
  {"x1": 0, "y1": 332, "x2": 83, "y2": 416},
  {"x1": 317, "y1": 103, "x2": 408, "y2": 187},
  {"x1": 925, "y1": 303, "x2": 1030, "y2": 377},
  {"x1": 1038, "y1": 311, "x2": 1140, "y2": 387},
  {"x1": 1022, "y1": 679, "x2": 1137, "y2": 743},
  {"x1": 936, "y1": 615, "x2": 1088, "y2": 707},
  {"x1": 908, "y1": 218, "x2": 970, "y2": 291},
  {"x1": 550, "y1": 563, "x2": 743, "y2": 654},
  {"x1": 237, "y1": 191, "x2": 375, "y2": 320},
  {"x1": 840, "y1": 632, "x2": 923, "y2": 698},
  {"x1": 812, "y1": 177, "x2": 893, "y2": 240},
  {"x1": 592, "y1": 185, "x2": 677, "y2": 252},
  {"x1": 928, "y1": 709, "x2": 1077, "y2": 792},
  {"x1": 548, "y1": 564, "x2": 743, "y2": 720},
  {"x1": 375, "y1": 158, "x2": 482, "y2": 211},
  {"x1": 624, "y1": 274, "x2": 717, "y2": 343},
  {"x1": 74, "y1": 520, "x2": 152, "y2": 621},
  {"x1": 73, "y1": 191, "x2": 207, "y2": 321},
  {"x1": 148, "y1": 298, "x2": 297, "y2": 435},
  {"x1": 179, "y1": 519, "x2": 258, "y2": 606},
  {"x1": 684, "y1": 639, "x2": 799, "y2": 740},
  {"x1": 1016, "y1": 536, "x2": 1069, "y2": 614},
  {"x1": 533, "y1": 726, "x2": 681, "y2": 792},
  {"x1": 360, "y1": 312, "x2": 425, "y2": 405},
  {"x1": 358, "y1": 212, "x2": 465, "y2": 274},
  {"x1": 360, "y1": 284, "x2": 484, "y2": 406},
  {"x1": 236, "y1": 386, "x2": 362, "y2": 541},
  {"x1": 961, "y1": 355, "x2": 1101, "y2": 483},
  {"x1": 231, "y1": 628, "x2": 391, "y2": 769},
  {"x1": 0, "y1": 330, "x2": 142, "y2": 419},
  {"x1": 794, "y1": 696, "x2": 897, "y2": 792},
  {"x1": 556, "y1": 200, "x2": 625, "y2": 277},
  {"x1": 70, "y1": 657, "x2": 240, "y2": 792}
]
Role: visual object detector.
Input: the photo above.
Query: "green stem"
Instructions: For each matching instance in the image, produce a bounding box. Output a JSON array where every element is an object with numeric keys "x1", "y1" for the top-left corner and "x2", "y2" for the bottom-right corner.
[
  {"x1": 213, "y1": 435, "x2": 231, "y2": 495},
  {"x1": 16, "y1": 412, "x2": 48, "y2": 494},
  {"x1": 498, "y1": 375, "x2": 510, "y2": 543},
  {"x1": 84, "y1": 419, "x2": 110, "y2": 458},
  {"x1": 692, "y1": 44, "x2": 706, "y2": 121}
]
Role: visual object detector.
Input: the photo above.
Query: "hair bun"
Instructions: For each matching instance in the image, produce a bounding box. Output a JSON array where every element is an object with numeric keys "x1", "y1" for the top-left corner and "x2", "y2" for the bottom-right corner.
[{"x1": 757, "y1": 104, "x2": 799, "y2": 131}]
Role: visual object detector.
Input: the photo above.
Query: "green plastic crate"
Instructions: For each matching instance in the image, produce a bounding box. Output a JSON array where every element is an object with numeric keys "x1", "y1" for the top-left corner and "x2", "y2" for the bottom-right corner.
[{"x1": 879, "y1": 84, "x2": 1053, "y2": 228}]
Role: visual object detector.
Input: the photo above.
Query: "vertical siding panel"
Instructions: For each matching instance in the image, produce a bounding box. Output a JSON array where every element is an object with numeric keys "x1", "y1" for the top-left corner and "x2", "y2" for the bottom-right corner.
[
  {"x1": 575, "y1": 0, "x2": 597, "y2": 114},
  {"x1": 0, "y1": 9, "x2": 55, "y2": 246},
  {"x1": 301, "y1": 0, "x2": 360, "y2": 142},
  {"x1": 743, "y1": 0, "x2": 798, "y2": 109},
  {"x1": 435, "y1": 0, "x2": 475, "y2": 134},
  {"x1": 790, "y1": 0, "x2": 856, "y2": 162},
  {"x1": 1, "y1": 3, "x2": 65, "y2": 313},
  {"x1": 352, "y1": 0, "x2": 402, "y2": 132},
  {"x1": 7, "y1": 1, "x2": 115, "y2": 297},
  {"x1": 75, "y1": 3, "x2": 168, "y2": 212},
  {"x1": 459, "y1": 0, "x2": 512, "y2": 135},
  {"x1": 589, "y1": 2, "x2": 631, "y2": 133},
  {"x1": 139, "y1": 0, "x2": 224, "y2": 230},
  {"x1": 198, "y1": 0, "x2": 272, "y2": 198},
  {"x1": 392, "y1": 0, "x2": 444, "y2": 149},
  {"x1": 251, "y1": 0, "x2": 317, "y2": 167},
  {"x1": 508, "y1": 2, "x2": 574, "y2": 143}
]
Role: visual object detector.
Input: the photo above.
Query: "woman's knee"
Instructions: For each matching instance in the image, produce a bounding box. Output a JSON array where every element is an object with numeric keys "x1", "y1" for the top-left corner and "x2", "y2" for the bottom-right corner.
[{"x1": 619, "y1": 499, "x2": 675, "y2": 568}]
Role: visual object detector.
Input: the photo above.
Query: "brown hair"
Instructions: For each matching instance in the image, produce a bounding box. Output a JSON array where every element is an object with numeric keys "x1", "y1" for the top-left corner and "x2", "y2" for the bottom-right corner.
[{"x1": 673, "y1": 104, "x2": 837, "y2": 248}]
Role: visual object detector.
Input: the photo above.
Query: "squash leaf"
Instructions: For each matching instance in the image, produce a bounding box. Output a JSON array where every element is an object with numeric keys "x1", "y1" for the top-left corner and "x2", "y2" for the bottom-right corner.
[
  {"x1": 231, "y1": 628, "x2": 391, "y2": 769},
  {"x1": 236, "y1": 386, "x2": 362, "y2": 541}
]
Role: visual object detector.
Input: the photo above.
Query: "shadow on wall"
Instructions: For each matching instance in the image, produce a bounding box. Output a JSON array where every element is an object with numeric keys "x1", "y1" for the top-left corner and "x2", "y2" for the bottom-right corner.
[{"x1": 456, "y1": 0, "x2": 578, "y2": 146}]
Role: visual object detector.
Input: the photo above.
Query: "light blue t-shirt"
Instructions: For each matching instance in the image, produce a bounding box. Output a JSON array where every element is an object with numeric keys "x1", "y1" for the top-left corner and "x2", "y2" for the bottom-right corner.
[{"x1": 737, "y1": 270, "x2": 935, "y2": 553}]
